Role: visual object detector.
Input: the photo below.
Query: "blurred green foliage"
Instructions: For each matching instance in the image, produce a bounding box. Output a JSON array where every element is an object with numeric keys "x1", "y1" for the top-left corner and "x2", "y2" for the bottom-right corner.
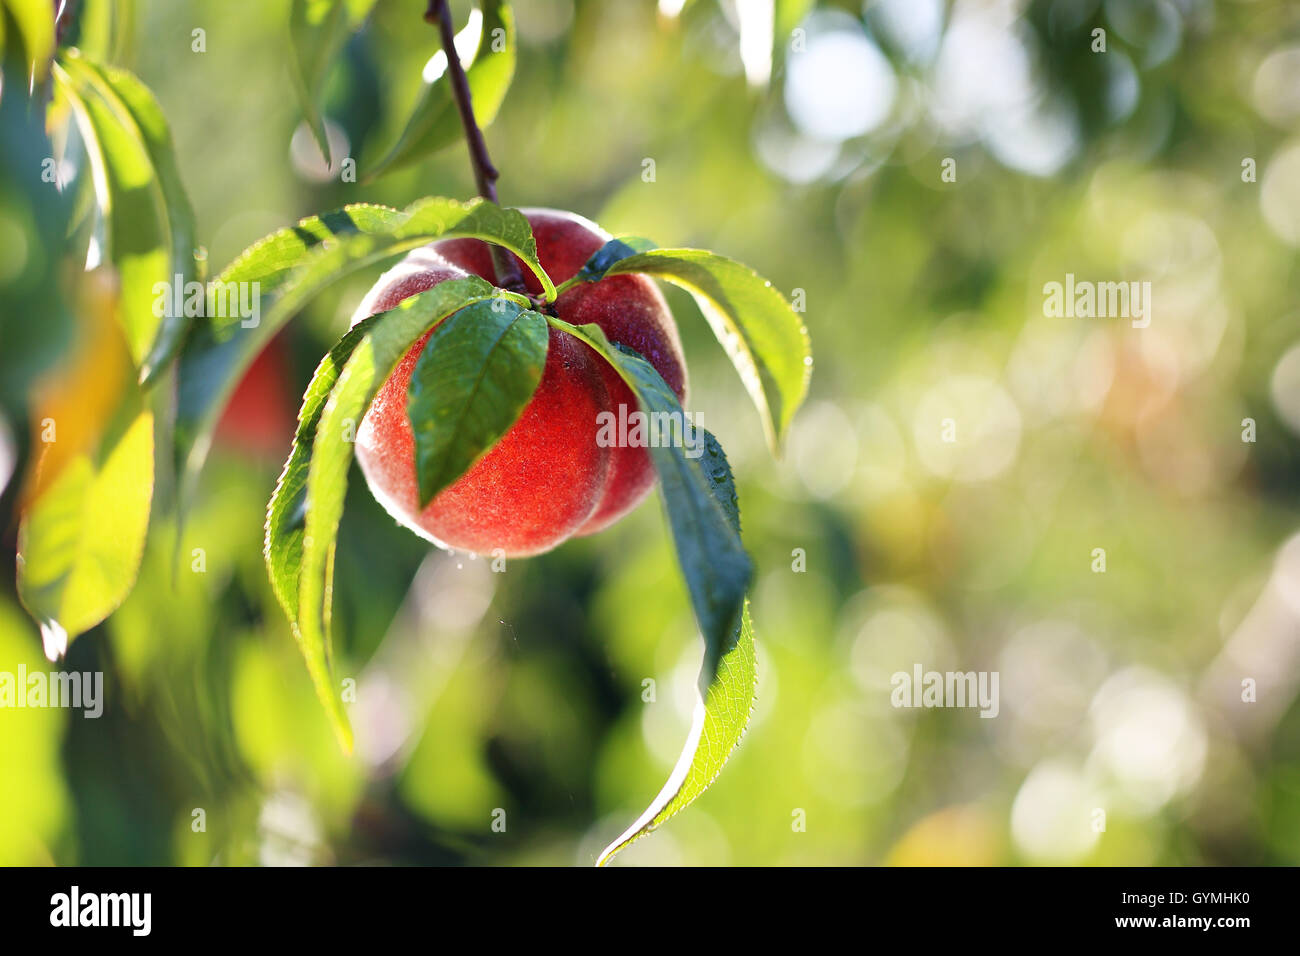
[{"x1": 3, "y1": 0, "x2": 1300, "y2": 866}]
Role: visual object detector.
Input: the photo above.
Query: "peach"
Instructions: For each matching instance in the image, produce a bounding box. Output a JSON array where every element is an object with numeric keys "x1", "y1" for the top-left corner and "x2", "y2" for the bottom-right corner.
[{"x1": 351, "y1": 209, "x2": 687, "y2": 555}]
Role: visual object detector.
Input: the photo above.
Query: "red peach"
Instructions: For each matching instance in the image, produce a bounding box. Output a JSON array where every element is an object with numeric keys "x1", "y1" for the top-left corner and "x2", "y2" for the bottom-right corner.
[{"x1": 352, "y1": 209, "x2": 687, "y2": 555}]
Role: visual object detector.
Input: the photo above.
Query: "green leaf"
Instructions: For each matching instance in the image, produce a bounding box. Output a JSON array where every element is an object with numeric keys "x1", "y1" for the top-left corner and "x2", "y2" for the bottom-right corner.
[
  {"x1": 2, "y1": 0, "x2": 55, "y2": 80},
  {"x1": 572, "y1": 246, "x2": 812, "y2": 453},
  {"x1": 408, "y1": 298, "x2": 548, "y2": 507},
  {"x1": 75, "y1": 55, "x2": 198, "y2": 383},
  {"x1": 288, "y1": 0, "x2": 376, "y2": 168},
  {"x1": 262, "y1": 317, "x2": 373, "y2": 626},
  {"x1": 548, "y1": 317, "x2": 756, "y2": 864},
  {"x1": 177, "y1": 196, "x2": 553, "y2": 513},
  {"x1": 570, "y1": 236, "x2": 657, "y2": 286},
  {"x1": 265, "y1": 274, "x2": 496, "y2": 620},
  {"x1": 597, "y1": 602, "x2": 758, "y2": 866},
  {"x1": 551, "y1": 318, "x2": 751, "y2": 683},
  {"x1": 54, "y1": 52, "x2": 199, "y2": 382},
  {"x1": 365, "y1": 0, "x2": 515, "y2": 181},
  {"x1": 17, "y1": 400, "x2": 155, "y2": 658},
  {"x1": 67, "y1": 0, "x2": 138, "y2": 66},
  {"x1": 264, "y1": 277, "x2": 503, "y2": 750}
]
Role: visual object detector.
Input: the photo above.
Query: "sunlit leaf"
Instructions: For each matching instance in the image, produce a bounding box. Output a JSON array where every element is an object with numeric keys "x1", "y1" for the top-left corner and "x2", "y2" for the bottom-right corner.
[
  {"x1": 598, "y1": 602, "x2": 757, "y2": 866},
  {"x1": 288, "y1": 0, "x2": 376, "y2": 167},
  {"x1": 2, "y1": 0, "x2": 55, "y2": 80},
  {"x1": 263, "y1": 317, "x2": 373, "y2": 628},
  {"x1": 54, "y1": 52, "x2": 199, "y2": 381},
  {"x1": 67, "y1": 54, "x2": 198, "y2": 383},
  {"x1": 265, "y1": 275, "x2": 496, "y2": 620},
  {"x1": 407, "y1": 298, "x2": 547, "y2": 506},
  {"x1": 265, "y1": 277, "x2": 512, "y2": 750},
  {"x1": 569, "y1": 246, "x2": 811, "y2": 453},
  {"x1": 65, "y1": 0, "x2": 137, "y2": 66},
  {"x1": 15, "y1": 271, "x2": 153, "y2": 656},
  {"x1": 365, "y1": 0, "x2": 515, "y2": 181},
  {"x1": 17, "y1": 402, "x2": 154, "y2": 658}
]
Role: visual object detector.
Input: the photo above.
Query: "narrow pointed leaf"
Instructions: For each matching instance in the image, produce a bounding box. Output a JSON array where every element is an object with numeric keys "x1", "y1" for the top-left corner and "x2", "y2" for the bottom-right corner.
[
  {"x1": 365, "y1": 0, "x2": 515, "y2": 181},
  {"x1": 264, "y1": 321, "x2": 370, "y2": 625},
  {"x1": 570, "y1": 246, "x2": 812, "y2": 452},
  {"x1": 549, "y1": 316, "x2": 756, "y2": 864},
  {"x1": 69, "y1": 0, "x2": 138, "y2": 66},
  {"x1": 55, "y1": 53, "x2": 199, "y2": 377},
  {"x1": 553, "y1": 318, "x2": 751, "y2": 675},
  {"x1": 265, "y1": 275, "x2": 494, "y2": 620},
  {"x1": 597, "y1": 602, "x2": 757, "y2": 866},
  {"x1": 264, "y1": 278, "x2": 506, "y2": 750},
  {"x1": 407, "y1": 298, "x2": 547, "y2": 507},
  {"x1": 60, "y1": 54, "x2": 200, "y2": 385},
  {"x1": 288, "y1": 0, "x2": 376, "y2": 167}
]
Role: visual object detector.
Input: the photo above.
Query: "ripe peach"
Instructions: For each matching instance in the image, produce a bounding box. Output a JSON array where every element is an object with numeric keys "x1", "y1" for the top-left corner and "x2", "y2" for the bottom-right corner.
[{"x1": 352, "y1": 209, "x2": 687, "y2": 555}]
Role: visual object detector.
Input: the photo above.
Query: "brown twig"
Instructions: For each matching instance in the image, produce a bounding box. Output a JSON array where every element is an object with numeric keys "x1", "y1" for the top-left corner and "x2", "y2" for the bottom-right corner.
[
  {"x1": 55, "y1": 0, "x2": 81, "y2": 44},
  {"x1": 426, "y1": 0, "x2": 528, "y2": 295}
]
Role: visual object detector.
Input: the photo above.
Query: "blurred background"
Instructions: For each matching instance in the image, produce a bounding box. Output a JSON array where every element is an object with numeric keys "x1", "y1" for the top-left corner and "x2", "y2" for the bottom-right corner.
[{"x1": 4, "y1": 0, "x2": 1300, "y2": 865}]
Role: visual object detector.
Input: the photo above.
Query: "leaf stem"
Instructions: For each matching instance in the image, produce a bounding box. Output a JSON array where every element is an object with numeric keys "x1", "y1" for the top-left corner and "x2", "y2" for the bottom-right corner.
[
  {"x1": 425, "y1": 0, "x2": 529, "y2": 295},
  {"x1": 551, "y1": 275, "x2": 587, "y2": 299}
]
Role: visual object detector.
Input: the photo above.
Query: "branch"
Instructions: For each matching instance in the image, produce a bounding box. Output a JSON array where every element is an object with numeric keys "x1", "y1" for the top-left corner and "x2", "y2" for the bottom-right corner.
[
  {"x1": 425, "y1": 0, "x2": 528, "y2": 295},
  {"x1": 55, "y1": 0, "x2": 81, "y2": 44}
]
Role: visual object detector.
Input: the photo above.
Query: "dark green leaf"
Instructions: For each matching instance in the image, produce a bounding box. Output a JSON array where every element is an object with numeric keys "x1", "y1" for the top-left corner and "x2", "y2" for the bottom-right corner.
[
  {"x1": 571, "y1": 236, "x2": 657, "y2": 285},
  {"x1": 408, "y1": 298, "x2": 548, "y2": 507},
  {"x1": 178, "y1": 197, "x2": 553, "y2": 515},
  {"x1": 551, "y1": 318, "x2": 751, "y2": 682},
  {"x1": 549, "y1": 317, "x2": 757, "y2": 863},
  {"x1": 264, "y1": 277, "x2": 504, "y2": 750},
  {"x1": 365, "y1": 0, "x2": 515, "y2": 181}
]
